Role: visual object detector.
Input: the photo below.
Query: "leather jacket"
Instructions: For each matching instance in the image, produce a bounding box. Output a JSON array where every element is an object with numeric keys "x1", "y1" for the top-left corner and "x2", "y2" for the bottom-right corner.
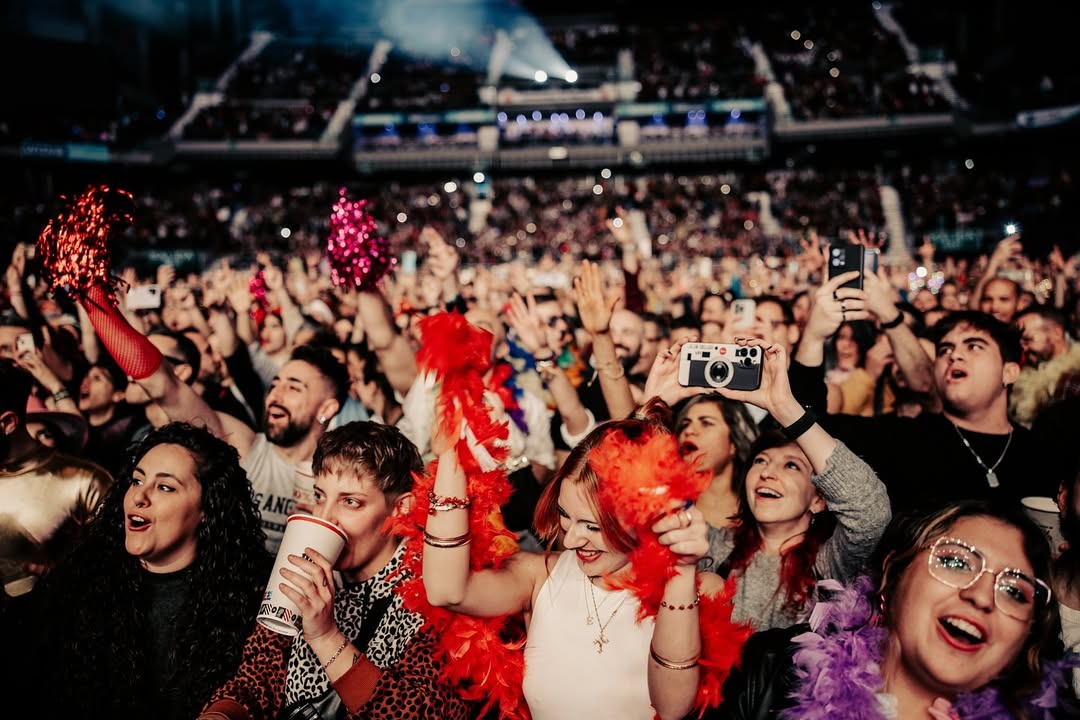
[{"x1": 703, "y1": 624, "x2": 804, "y2": 720}]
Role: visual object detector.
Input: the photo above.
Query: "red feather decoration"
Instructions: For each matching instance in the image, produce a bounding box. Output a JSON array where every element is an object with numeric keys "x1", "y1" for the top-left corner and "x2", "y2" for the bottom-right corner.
[
  {"x1": 36, "y1": 184, "x2": 134, "y2": 302},
  {"x1": 389, "y1": 311, "x2": 528, "y2": 720},
  {"x1": 589, "y1": 428, "x2": 752, "y2": 716}
]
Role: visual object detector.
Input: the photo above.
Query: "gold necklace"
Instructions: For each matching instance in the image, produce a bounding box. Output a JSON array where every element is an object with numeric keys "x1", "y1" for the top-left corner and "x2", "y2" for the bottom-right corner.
[{"x1": 587, "y1": 578, "x2": 628, "y2": 654}]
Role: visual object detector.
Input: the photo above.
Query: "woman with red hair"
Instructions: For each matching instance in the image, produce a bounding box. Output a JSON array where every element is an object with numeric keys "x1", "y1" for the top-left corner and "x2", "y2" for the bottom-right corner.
[
  {"x1": 422, "y1": 397, "x2": 748, "y2": 720},
  {"x1": 703, "y1": 339, "x2": 892, "y2": 631}
]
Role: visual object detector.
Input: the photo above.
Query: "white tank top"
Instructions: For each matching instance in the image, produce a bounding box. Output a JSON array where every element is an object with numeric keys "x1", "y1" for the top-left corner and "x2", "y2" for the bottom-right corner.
[{"x1": 522, "y1": 551, "x2": 655, "y2": 720}]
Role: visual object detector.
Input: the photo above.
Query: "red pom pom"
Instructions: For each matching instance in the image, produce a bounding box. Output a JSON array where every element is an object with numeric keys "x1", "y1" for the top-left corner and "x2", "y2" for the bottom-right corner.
[
  {"x1": 326, "y1": 188, "x2": 395, "y2": 290},
  {"x1": 36, "y1": 184, "x2": 134, "y2": 301}
]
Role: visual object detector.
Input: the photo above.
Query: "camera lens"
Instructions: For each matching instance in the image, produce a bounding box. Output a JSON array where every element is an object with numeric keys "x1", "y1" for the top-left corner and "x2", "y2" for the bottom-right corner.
[{"x1": 706, "y1": 360, "x2": 731, "y2": 387}]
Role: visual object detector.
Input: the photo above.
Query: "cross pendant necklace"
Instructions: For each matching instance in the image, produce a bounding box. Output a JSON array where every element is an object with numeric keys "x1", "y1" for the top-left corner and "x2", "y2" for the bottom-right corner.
[
  {"x1": 587, "y1": 578, "x2": 628, "y2": 655},
  {"x1": 951, "y1": 422, "x2": 1013, "y2": 488}
]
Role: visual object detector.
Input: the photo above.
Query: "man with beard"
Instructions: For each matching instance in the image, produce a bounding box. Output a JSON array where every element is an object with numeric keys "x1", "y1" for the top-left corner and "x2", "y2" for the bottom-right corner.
[
  {"x1": 75, "y1": 283, "x2": 348, "y2": 551},
  {"x1": 1010, "y1": 306, "x2": 1080, "y2": 427},
  {"x1": 232, "y1": 344, "x2": 350, "y2": 549}
]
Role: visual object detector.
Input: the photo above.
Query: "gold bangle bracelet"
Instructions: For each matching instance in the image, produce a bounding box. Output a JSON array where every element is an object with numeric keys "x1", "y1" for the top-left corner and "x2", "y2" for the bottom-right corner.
[
  {"x1": 594, "y1": 361, "x2": 625, "y2": 380},
  {"x1": 423, "y1": 530, "x2": 472, "y2": 548},
  {"x1": 650, "y1": 646, "x2": 700, "y2": 671}
]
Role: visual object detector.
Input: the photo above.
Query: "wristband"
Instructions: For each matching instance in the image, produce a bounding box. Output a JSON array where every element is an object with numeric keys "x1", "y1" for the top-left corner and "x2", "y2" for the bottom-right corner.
[
  {"x1": 780, "y1": 408, "x2": 817, "y2": 441},
  {"x1": 51, "y1": 389, "x2": 72, "y2": 403},
  {"x1": 878, "y1": 311, "x2": 904, "y2": 330}
]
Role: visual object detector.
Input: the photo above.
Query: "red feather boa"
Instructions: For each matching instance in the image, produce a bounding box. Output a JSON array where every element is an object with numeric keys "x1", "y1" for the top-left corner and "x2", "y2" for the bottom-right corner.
[
  {"x1": 391, "y1": 312, "x2": 529, "y2": 720},
  {"x1": 590, "y1": 428, "x2": 753, "y2": 717},
  {"x1": 397, "y1": 311, "x2": 749, "y2": 719}
]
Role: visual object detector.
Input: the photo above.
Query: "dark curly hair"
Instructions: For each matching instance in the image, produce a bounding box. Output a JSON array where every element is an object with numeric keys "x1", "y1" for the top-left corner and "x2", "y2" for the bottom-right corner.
[{"x1": 32, "y1": 422, "x2": 271, "y2": 720}]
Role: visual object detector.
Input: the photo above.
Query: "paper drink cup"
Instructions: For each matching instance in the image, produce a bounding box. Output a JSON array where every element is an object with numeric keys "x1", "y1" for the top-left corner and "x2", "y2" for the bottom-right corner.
[
  {"x1": 293, "y1": 460, "x2": 316, "y2": 514},
  {"x1": 257, "y1": 514, "x2": 348, "y2": 636},
  {"x1": 1021, "y1": 496, "x2": 1064, "y2": 554}
]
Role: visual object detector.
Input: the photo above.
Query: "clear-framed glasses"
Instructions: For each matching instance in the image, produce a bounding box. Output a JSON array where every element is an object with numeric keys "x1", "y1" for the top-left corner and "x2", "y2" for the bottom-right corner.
[{"x1": 926, "y1": 536, "x2": 1052, "y2": 622}]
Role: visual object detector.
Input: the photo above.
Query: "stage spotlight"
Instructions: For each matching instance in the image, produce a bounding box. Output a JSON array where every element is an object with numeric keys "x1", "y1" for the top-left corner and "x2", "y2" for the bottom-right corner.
[
  {"x1": 565, "y1": 70, "x2": 578, "y2": 83},
  {"x1": 534, "y1": 70, "x2": 548, "y2": 83}
]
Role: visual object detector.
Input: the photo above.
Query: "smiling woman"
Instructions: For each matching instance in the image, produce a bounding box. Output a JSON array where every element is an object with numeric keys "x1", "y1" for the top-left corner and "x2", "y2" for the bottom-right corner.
[
  {"x1": 714, "y1": 500, "x2": 1079, "y2": 720},
  {"x1": 14, "y1": 423, "x2": 278, "y2": 720},
  {"x1": 423, "y1": 398, "x2": 749, "y2": 720}
]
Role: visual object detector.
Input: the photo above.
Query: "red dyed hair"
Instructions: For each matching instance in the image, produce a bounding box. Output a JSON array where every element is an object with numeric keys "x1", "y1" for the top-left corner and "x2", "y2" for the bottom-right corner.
[
  {"x1": 533, "y1": 397, "x2": 673, "y2": 555},
  {"x1": 722, "y1": 429, "x2": 836, "y2": 615}
]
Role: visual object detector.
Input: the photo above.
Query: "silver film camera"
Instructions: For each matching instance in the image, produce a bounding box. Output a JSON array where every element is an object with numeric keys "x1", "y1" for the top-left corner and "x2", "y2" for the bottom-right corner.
[{"x1": 677, "y1": 342, "x2": 763, "y2": 391}]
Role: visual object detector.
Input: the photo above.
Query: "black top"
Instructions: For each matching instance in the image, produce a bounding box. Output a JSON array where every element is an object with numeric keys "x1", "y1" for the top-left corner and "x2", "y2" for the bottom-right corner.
[
  {"x1": 144, "y1": 567, "x2": 191, "y2": 693},
  {"x1": 788, "y1": 361, "x2": 1056, "y2": 515}
]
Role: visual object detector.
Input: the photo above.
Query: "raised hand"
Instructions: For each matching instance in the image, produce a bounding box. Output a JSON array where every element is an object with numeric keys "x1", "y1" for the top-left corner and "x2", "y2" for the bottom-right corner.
[
  {"x1": 803, "y1": 271, "x2": 871, "y2": 343},
  {"x1": 505, "y1": 293, "x2": 549, "y2": 356},
  {"x1": 278, "y1": 547, "x2": 339, "y2": 642},
  {"x1": 642, "y1": 335, "x2": 709, "y2": 407},
  {"x1": 862, "y1": 267, "x2": 901, "y2": 322},
  {"x1": 706, "y1": 339, "x2": 795, "y2": 417},
  {"x1": 846, "y1": 228, "x2": 886, "y2": 250},
  {"x1": 573, "y1": 259, "x2": 619, "y2": 336},
  {"x1": 798, "y1": 230, "x2": 826, "y2": 274}
]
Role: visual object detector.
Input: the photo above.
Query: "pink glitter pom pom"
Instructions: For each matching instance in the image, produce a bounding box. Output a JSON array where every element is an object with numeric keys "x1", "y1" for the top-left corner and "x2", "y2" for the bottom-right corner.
[{"x1": 326, "y1": 188, "x2": 395, "y2": 290}]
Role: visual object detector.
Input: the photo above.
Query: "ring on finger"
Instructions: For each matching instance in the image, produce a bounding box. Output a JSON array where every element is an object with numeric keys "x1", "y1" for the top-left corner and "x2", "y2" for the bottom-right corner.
[
  {"x1": 682, "y1": 509, "x2": 693, "y2": 527},
  {"x1": 840, "y1": 300, "x2": 847, "y2": 311}
]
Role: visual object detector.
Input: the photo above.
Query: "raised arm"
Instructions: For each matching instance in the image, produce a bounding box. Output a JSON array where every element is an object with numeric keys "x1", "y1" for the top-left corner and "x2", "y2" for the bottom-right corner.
[
  {"x1": 647, "y1": 506, "x2": 716, "y2": 720},
  {"x1": 422, "y1": 447, "x2": 543, "y2": 616},
  {"x1": 356, "y1": 288, "x2": 418, "y2": 396},
  {"x1": 969, "y1": 234, "x2": 1022, "y2": 309},
  {"x1": 78, "y1": 285, "x2": 244, "y2": 452},
  {"x1": 863, "y1": 269, "x2": 933, "y2": 393},
  {"x1": 574, "y1": 259, "x2": 635, "y2": 420},
  {"x1": 505, "y1": 293, "x2": 591, "y2": 437}
]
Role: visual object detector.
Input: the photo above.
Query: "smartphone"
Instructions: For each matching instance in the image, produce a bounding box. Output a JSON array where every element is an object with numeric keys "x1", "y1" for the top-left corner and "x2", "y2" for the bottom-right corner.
[
  {"x1": 1004, "y1": 222, "x2": 1020, "y2": 236},
  {"x1": 401, "y1": 250, "x2": 417, "y2": 275},
  {"x1": 828, "y1": 243, "x2": 866, "y2": 290},
  {"x1": 16, "y1": 332, "x2": 34, "y2": 356},
  {"x1": 126, "y1": 284, "x2": 163, "y2": 310},
  {"x1": 626, "y1": 209, "x2": 652, "y2": 259},
  {"x1": 730, "y1": 299, "x2": 756, "y2": 329}
]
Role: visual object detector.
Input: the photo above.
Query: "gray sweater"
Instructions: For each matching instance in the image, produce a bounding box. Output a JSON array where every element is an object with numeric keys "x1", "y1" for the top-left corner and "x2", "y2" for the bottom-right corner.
[{"x1": 705, "y1": 440, "x2": 891, "y2": 631}]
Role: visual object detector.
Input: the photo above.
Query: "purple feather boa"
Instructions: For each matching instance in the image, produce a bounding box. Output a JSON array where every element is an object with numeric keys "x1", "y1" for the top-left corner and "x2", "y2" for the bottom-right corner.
[{"x1": 783, "y1": 576, "x2": 1079, "y2": 720}]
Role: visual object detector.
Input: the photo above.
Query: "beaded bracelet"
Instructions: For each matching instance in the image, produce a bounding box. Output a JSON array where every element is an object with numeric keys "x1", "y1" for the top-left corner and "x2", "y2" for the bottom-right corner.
[
  {"x1": 660, "y1": 593, "x2": 701, "y2": 611},
  {"x1": 649, "y1": 646, "x2": 700, "y2": 671},
  {"x1": 423, "y1": 530, "x2": 472, "y2": 549},
  {"x1": 323, "y1": 637, "x2": 349, "y2": 671},
  {"x1": 428, "y1": 491, "x2": 470, "y2": 514}
]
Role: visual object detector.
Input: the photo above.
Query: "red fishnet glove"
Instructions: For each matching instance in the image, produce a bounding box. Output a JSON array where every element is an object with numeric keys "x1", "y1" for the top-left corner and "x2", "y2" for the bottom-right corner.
[{"x1": 82, "y1": 285, "x2": 162, "y2": 380}]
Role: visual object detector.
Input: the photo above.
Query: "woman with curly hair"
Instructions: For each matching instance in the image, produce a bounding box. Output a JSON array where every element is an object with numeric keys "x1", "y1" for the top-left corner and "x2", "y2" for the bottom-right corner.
[
  {"x1": 18, "y1": 422, "x2": 281, "y2": 720},
  {"x1": 423, "y1": 396, "x2": 749, "y2": 720},
  {"x1": 716, "y1": 499, "x2": 1079, "y2": 720}
]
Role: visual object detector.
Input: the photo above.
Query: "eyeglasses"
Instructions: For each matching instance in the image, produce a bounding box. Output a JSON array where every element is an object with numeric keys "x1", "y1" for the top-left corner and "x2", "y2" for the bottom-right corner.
[{"x1": 926, "y1": 536, "x2": 1051, "y2": 622}]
